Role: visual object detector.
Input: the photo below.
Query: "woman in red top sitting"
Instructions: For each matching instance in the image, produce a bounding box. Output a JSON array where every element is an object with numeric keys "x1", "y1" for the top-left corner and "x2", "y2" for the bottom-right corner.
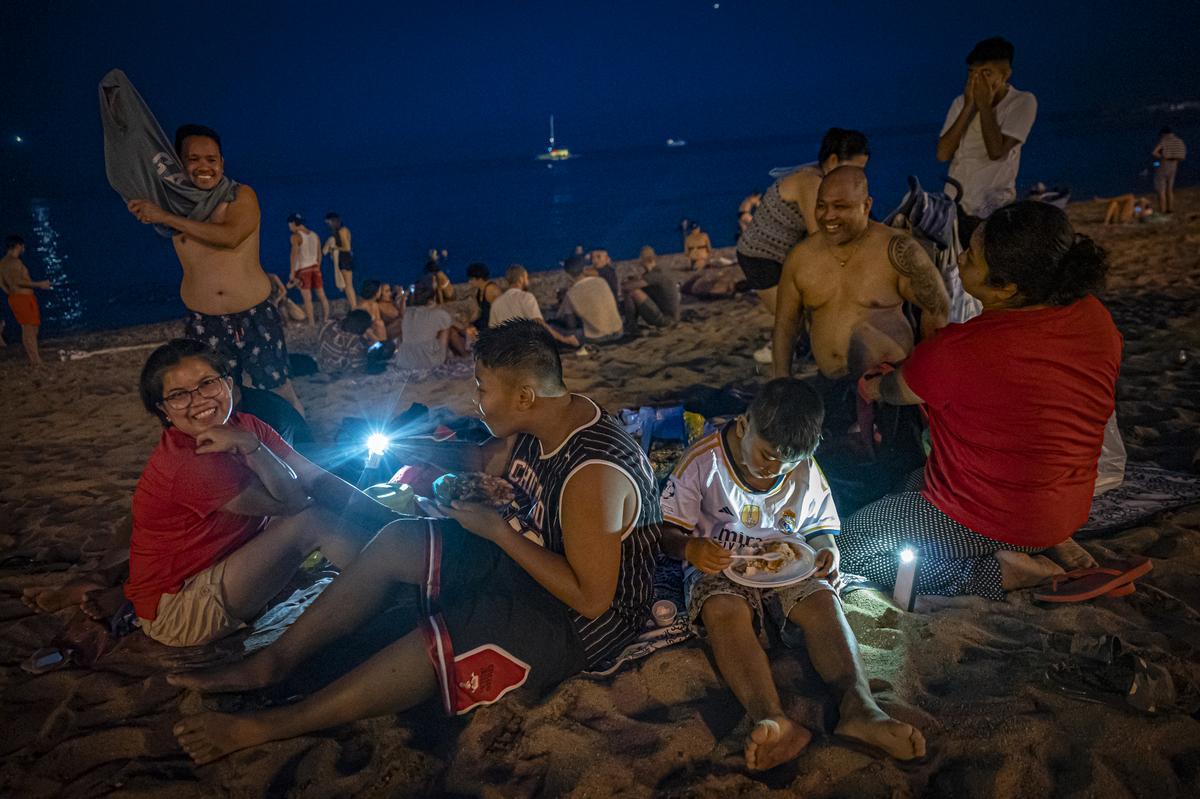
[
  {"x1": 127, "y1": 339, "x2": 396, "y2": 647},
  {"x1": 843, "y1": 201, "x2": 1122, "y2": 599}
]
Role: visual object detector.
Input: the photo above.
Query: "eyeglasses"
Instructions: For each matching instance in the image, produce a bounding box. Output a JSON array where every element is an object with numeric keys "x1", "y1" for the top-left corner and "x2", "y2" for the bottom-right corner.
[{"x1": 161, "y1": 376, "x2": 226, "y2": 411}]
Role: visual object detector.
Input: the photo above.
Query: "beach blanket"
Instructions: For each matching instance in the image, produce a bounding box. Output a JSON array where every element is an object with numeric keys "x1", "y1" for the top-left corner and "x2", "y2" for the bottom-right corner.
[
  {"x1": 98, "y1": 69, "x2": 239, "y2": 238},
  {"x1": 1079, "y1": 464, "x2": 1200, "y2": 536}
]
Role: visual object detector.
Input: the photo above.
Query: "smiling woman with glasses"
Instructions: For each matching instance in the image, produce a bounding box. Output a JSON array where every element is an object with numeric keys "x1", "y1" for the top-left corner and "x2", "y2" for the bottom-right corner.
[{"x1": 123, "y1": 339, "x2": 400, "y2": 649}]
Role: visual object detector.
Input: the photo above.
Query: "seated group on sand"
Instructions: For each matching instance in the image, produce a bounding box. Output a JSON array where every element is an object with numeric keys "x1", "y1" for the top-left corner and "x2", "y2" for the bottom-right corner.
[{"x1": 27, "y1": 171, "x2": 1126, "y2": 771}]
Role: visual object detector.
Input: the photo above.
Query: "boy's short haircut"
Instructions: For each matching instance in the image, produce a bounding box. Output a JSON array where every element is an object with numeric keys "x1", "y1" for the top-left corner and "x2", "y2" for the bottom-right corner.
[
  {"x1": 747, "y1": 378, "x2": 824, "y2": 461},
  {"x1": 425, "y1": 260, "x2": 442, "y2": 274},
  {"x1": 966, "y1": 36, "x2": 1014, "y2": 66},
  {"x1": 174, "y1": 123, "x2": 222, "y2": 157},
  {"x1": 286, "y1": 213, "x2": 303, "y2": 226},
  {"x1": 506, "y1": 264, "x2": 528, "y2": 284},
  {"x1": 474, "y1": 319, "x2": 565, "y2": 389},
  {"x1": 359, "y1": 279, "x2": 382, "y2": 300},
  {"x1": 466, "y1": 262, "x2": 490, "y2": 280},
  {"x1": 324, "y1": 211, "x2": 341, "y2": 222},
  {"x1": 5, "y1": 234, "x2": 24, "y2": 251},
  {"x1": 340, "y1": 309, "x2": 372, "y2": 334},
  {"x1": 563, "y1": 253, "x2": 587, "y2": 278}
]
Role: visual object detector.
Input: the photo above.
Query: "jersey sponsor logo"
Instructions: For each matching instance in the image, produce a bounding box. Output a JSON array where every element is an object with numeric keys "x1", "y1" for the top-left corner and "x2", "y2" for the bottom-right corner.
[
  {"x1": 661, "y1": 481, "x2": 676, "y2": 501},
  {"x1": 740, "y1": 505, "x2": 762, "y2": 527}
]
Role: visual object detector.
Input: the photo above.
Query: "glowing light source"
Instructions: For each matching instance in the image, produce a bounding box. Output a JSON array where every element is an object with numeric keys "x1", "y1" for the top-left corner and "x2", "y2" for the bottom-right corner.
[
  {"x1": 15, "y1": 135, "x2": 23, "y2": 143},
  {"x1": 894, "y1": 547, "x2": 919, "y2": 611},
  {"x1": 366, "y1": 433, "x2": 390, "y2": 455}
]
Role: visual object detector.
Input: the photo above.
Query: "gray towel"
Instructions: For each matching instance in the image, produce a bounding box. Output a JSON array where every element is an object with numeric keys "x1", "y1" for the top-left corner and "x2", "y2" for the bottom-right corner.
[{"x1": 99, "y1": 69, "x2": 239, "y2": 238}]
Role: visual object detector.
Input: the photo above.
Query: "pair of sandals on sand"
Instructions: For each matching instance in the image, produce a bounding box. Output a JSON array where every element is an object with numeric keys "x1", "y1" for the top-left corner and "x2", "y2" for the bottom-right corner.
[{"x1": 1033, "y1": 555, "x2": 1153, "y2": 603}]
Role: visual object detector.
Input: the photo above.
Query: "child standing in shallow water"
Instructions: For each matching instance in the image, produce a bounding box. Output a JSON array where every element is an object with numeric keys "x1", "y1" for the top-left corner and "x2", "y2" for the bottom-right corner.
[{"x1": 661, "y1": 378, "x2": 925, "y2": 770}]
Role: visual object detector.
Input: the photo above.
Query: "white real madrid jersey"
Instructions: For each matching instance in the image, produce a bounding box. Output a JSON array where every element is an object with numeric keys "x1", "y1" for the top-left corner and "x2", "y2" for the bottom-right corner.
[{"x1": 662, "y1": 425, "x2": 840, "y2": 564}]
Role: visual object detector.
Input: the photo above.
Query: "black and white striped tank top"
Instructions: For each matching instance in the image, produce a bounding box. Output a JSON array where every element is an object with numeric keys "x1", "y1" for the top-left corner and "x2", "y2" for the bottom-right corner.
[
  {"x1": 736, "y1": 172, "x2": 812, "y2": 264},
  {"x1": 505, "y1": 396, "x2": 662, "y2": 666}
]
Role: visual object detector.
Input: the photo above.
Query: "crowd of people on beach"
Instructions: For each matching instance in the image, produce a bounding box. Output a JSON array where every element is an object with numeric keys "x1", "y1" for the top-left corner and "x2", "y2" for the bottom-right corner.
[{"x1": 8, "y1": 35, "x2": 1189, "y2": 774}]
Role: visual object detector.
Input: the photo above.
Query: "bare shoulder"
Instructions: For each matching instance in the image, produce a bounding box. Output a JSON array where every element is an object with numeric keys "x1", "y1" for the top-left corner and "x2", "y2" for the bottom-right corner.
[
  {"x1": 233, "y1": 184, "x2": 259, "y2": 206},
  {"x1": 884, "y1": 228, "x2": 927, "y2": 268},
  {"x1": 779, "y1": 169, "x2": 820, "y2": 201}
]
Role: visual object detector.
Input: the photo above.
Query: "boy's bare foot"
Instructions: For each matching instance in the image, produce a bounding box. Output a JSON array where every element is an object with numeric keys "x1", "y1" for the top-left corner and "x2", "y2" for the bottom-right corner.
[
  {"x1": 167, "y1": 649, "x2": 283, "y2": 694},
  {"x1": 997, "y1": 551, "x2": 1064, "y2": 591},
  {"x1": 835, "y1": 697, "x2": 926, "y2": 760},
  {"x1": 744, "y1": 716, "x2": 811, "y2": 771},
  {"x1": 1045, "y1": 538, "x2": 1097, "y2": 571},
  {"x1": 175, "y1": 712, "x2": 277, "y2": 764},
  {"x1": 22, "y1": 577, "x2": 107, "y2": 613}
]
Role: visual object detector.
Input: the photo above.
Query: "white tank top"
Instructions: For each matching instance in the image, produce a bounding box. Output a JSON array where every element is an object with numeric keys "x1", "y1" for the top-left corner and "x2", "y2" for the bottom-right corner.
[{"x1": 297, "y1": 229, "x2": 320, "y2": 268}]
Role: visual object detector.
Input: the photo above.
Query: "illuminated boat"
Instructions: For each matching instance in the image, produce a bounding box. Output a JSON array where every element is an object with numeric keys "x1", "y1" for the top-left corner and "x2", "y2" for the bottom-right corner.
[
  {"x1": 666, "y1": 138, "x2": 687, "y2": 147},
  {"x1": 536, "y1": 115, "x2": 574, "y2": 161}
]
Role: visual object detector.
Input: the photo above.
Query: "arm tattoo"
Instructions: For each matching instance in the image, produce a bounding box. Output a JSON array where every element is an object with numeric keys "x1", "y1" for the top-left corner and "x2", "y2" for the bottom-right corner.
[{"x1": 888, "y1": 236, "x2": 950, "y2": 317}]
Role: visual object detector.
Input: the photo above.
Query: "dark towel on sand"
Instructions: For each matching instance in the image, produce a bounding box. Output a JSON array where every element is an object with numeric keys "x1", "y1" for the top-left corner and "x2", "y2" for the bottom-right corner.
[{"x1": 98, "y1": 69, "x2": 239, "y2": 238}]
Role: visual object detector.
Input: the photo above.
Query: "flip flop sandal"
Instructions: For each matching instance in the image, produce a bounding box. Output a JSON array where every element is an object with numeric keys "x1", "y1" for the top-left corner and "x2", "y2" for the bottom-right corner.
[
  {"x1": 1034, "y1": 557, "x2": 1152, "y2": 603},
  {"x1": 1105, "y1": 582, "x2": 1137, "y2": 598}
]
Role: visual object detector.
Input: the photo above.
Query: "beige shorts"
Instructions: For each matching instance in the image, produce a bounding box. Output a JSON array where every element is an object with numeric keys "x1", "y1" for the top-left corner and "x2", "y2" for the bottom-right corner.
[
  {"x1": 685, "y1": 569, "x2": 839, "y2": 646},
  {"x1": 140, "y1": 559, "x2": 244, "y2": 647}
]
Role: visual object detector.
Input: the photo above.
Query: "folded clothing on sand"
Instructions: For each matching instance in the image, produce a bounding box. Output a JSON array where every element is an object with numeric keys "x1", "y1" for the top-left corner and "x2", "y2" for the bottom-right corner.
[{"x1": 99, "y1": 69, "x2": 238, "y2": 237}]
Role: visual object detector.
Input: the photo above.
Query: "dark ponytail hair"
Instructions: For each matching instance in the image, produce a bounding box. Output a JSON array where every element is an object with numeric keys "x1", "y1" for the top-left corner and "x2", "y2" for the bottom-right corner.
[{"x1": 982, "y1": 201, "x2": 1108, "y2": 307}]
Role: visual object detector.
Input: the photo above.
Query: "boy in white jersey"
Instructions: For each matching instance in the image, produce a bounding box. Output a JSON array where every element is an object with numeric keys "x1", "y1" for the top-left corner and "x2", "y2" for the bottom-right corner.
[{"x1": 662, "y1": 379, "x2": 925, "y2": 770}]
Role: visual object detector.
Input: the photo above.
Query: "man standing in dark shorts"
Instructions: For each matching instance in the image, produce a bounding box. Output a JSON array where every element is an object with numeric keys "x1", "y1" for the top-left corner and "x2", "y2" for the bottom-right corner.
[
  {"x1": 168, "y1": 320, "x2": 662, "y2": 763},
  {"x1": 127, "y1": 125, "x2": 303, "y2": 414},
  {"x1": 323, "y1": 212, "x2": 358, "y2": 309}
]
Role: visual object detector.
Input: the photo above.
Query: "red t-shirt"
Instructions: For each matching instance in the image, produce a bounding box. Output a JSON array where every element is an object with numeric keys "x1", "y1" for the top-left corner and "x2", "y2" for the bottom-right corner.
[
  {"x1": 902, "y1": 296, "x2": 1122, "y2": 548},
  {"x1": 126, "y1": 413, "x2": 294, "y2": 620}
]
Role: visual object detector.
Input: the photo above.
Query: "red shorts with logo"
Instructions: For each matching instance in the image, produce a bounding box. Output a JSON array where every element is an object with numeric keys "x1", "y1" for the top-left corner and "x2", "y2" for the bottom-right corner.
[
  {"x1": 413, "y1": 519, "x2": 587, "y2": 715},
  {"x1": 295, "y1": 266, "x2": 323, "y2": 290},
  {"x1": 8, "y1": 294, "x2": 40, "y2": 326}
]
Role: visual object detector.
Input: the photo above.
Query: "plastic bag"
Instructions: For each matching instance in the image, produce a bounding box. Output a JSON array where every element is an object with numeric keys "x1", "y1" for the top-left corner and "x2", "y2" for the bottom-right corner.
[{"x1": 1093, "y1": 411, "x2": 1127, "y2": 496}]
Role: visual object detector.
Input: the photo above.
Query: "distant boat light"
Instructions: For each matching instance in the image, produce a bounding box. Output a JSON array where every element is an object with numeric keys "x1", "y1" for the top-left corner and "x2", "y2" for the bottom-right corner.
[{"x1": 15, "y1": 135, "x2": 23, "y2": 143}]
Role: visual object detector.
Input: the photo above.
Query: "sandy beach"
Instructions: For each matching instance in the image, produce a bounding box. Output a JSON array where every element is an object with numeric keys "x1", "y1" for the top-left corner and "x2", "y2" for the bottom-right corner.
[{"x1": 2, "y1": 191, "x2": 1199, "y2": 798}]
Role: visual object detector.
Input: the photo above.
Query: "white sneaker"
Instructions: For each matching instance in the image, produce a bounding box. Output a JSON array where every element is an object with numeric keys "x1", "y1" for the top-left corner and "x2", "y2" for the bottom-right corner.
[{"x1": 753, "y1": 342, "x2": 773, "y2": 364}]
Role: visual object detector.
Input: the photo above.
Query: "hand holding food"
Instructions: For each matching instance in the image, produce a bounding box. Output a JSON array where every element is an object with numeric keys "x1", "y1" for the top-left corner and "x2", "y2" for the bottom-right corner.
[{"x1": 432, "y1": 472, "x2": 516, "y2": 510}]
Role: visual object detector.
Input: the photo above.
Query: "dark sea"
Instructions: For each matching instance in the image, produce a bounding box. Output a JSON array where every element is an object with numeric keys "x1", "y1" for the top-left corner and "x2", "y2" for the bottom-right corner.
[{"x1": 3, "y1": 116, "x2": 1196, "y2": 337}]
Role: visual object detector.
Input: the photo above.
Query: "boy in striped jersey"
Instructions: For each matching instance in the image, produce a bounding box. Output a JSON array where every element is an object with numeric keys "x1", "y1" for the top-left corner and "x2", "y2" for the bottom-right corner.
[
  {"x1": 170, "y1": 320, "x2": 660, "y2": 764},
  {"x1": 662, "y1": 379, "x2": 924, "y2": 770}
]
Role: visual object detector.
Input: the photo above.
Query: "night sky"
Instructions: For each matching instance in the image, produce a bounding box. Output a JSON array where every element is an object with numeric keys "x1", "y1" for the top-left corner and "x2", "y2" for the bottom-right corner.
[{"x1": 4, "y1": 0, "x2": 1200, "y2": 193}]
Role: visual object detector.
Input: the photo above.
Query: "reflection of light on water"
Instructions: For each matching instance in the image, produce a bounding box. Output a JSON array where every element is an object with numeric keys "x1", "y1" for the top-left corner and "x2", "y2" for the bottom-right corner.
[{"x1": 30, "y1": 201, "x2": 83, "y2": 329}]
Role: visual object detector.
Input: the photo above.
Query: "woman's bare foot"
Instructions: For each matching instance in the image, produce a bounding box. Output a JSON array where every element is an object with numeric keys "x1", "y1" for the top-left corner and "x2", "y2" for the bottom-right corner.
[
  {"x1": 167, "y1": 649, "x2": 284, "y2": 694},
  {"x1": 835, "y1": 695, "x2": 926, "y2": 761},
  {"x1": 744, "y1": 716, "x2": 811, "y2": 771},
  {"x1": 1045, "y1": 538, "x2": 1097, "y2": 571},
  {"x1": 22, "y1": 577, "x2": 106, "y2": 613},
  {"x1": 997, "y1": 551, "x2": 1064, "y2": 591},
  {"x1": 81, "y1": 585, "x2": 127, "y2": 621},
  {"x1": 175, "y1": 712, "x2": 278, "y2": 764}
]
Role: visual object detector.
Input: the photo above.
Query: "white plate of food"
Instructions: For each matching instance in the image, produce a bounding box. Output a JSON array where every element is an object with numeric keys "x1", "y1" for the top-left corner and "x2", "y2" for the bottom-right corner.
[{"x1": 723, "y1": 537, "x2": 818, "y2": 588}]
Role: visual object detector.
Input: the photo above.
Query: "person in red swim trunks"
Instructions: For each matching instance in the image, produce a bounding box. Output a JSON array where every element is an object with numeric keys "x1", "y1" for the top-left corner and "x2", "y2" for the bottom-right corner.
[
  {"x1": 287, "y1": 214, "x2": 329, "y2": 326},
  {"x1": 0, "y1": 234, "x2": 53, "y2": 367}
]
